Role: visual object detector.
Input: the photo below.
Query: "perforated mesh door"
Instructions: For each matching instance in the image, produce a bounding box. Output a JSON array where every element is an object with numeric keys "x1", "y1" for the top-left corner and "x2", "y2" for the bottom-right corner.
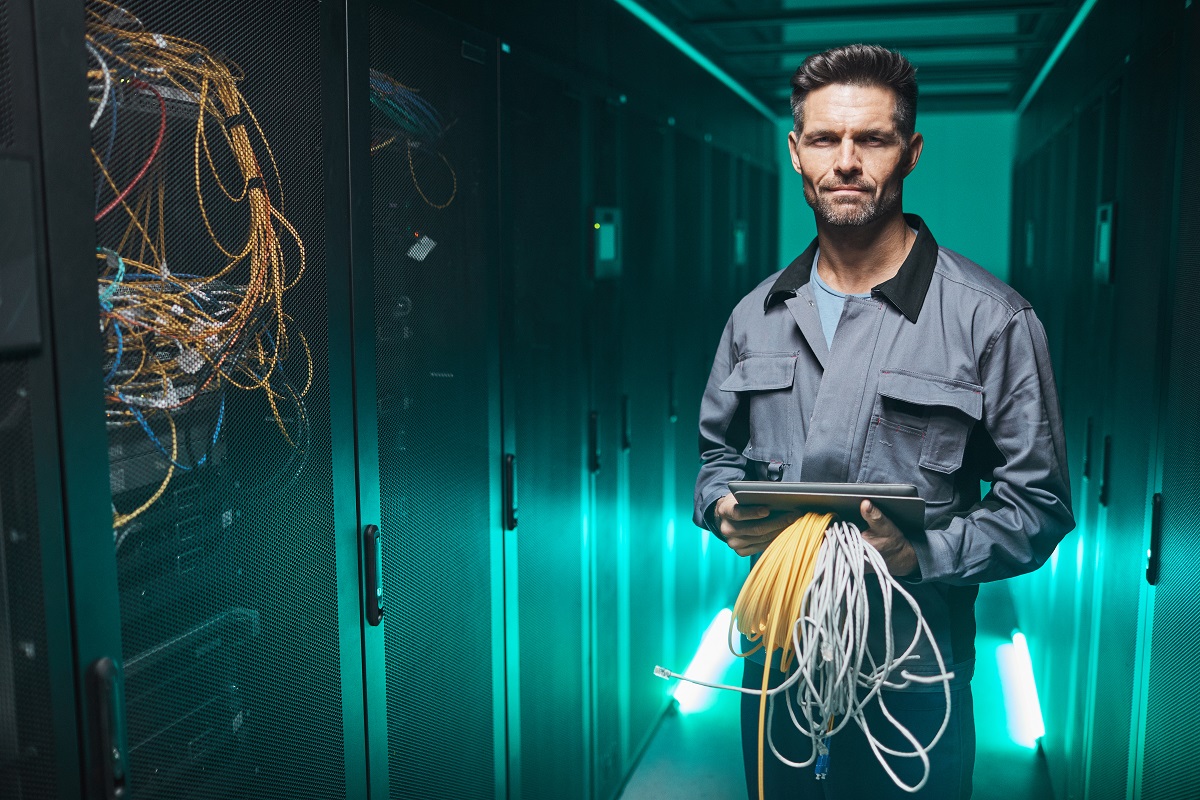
[
  {"x1": 88, "y1": 2, "x2": 345, "y2": 796},
  {"x1": 0, "y1": 0, "x2": 12, "y2": 148},
  {"x1": 1142, "y1": 14, "x2": 1200, "y2": 797},
  {"x1": 1, "y1": 3, "x2": 66, "y2": 796},
  {"x1": 0, "y1": 365, "x2": 60, "y2": 800},
  {"x1": 367, "y1": 7, "x2": 497, "y2": 798},
  {"x1": 502, "y1": 53, "x2": 589, "y2": 800}
]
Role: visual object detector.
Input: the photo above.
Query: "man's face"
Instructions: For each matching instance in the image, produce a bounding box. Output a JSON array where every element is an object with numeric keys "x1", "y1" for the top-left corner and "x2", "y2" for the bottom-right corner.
[{"x1": 787, "y1": 83, "x2": 923, "y2": 228}]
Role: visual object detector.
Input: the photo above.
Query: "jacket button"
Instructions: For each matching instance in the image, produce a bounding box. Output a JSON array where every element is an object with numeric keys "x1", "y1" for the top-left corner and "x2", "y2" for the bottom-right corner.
[{"x1": 767, "y1": 460, "x2": 784, "y2": 481}]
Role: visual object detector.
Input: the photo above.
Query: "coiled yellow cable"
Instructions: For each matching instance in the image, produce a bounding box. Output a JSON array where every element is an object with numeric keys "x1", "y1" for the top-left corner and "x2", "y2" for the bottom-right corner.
[{"x1": 731, "y1": 511, "x2": 833, "y2": 800}]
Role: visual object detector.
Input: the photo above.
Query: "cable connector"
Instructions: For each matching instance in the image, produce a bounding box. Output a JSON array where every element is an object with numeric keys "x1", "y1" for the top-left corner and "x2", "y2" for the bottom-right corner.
[
  {"x1": 653, "y1": 665, "x2": 673, "y2": 680},
  {"x1": 815, "y1": 736, "x2": 831, "y2": 779}
]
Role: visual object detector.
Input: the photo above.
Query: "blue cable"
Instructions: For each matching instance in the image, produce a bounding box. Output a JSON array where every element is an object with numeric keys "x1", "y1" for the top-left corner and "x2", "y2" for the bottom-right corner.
[
  {"x1": 97, "y1": 248, "x2": 126, "y2": 302},
  {"x1": 119, "y1": 391, "x2": 226, "y2": 471},
  {"x1": 101, "y1": 300, "x2": 123, "y2": 385}
]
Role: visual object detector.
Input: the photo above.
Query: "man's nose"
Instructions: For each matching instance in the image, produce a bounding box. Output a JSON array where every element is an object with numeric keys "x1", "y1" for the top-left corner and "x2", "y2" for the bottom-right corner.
[{"x1": 835, "y1": 141, "x2": 861, "y2": 174}]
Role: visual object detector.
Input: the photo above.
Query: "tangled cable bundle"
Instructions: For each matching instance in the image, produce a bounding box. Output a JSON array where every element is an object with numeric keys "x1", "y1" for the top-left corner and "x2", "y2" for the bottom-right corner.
[
  {"x1": 656, "y1": 512, "x2": 955, "y2": 798},
  {"x1": 368, "y1": 67, "x2": 457, "y2": 209},
  {"x1": 87, "y1": 1, "x2": 311, "y2": 527}
]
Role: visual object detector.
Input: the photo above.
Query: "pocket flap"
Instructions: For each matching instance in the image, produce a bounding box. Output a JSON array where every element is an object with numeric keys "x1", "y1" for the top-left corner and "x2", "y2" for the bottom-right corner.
[
  {"x1": 878, "y1": 370, "x2": 983, "y2": 420},
  {"x1": 719, "y1": 356, "x2": 797, "y2": 392}
]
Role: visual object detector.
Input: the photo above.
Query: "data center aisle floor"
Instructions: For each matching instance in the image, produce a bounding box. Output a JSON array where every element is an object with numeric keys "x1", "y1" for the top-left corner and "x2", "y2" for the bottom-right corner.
[{"x1": 620, "y1": 581, "x2": 1056, "y2": 799}]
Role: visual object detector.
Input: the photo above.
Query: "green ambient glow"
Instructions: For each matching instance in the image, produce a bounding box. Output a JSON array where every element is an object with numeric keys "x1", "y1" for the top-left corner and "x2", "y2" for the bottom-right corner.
[
  {"x1": 673, "y1": 607, "x2": 737, "y2": 714},
  {"x1": 611, "y1": 0, "x2": 778, "y2": 122},
  {"x1": 1016, "y1": 0, "x2": 1100, "y2": 115},
  {"x1": 996, "y1": 630, "x2": 1046, "y2": 748}
]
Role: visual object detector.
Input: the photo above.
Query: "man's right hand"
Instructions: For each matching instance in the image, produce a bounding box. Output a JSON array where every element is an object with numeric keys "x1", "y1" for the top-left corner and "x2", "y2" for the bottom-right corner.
[{"x1": 712, "y1": 493, "x2": 803, "y2": 557}]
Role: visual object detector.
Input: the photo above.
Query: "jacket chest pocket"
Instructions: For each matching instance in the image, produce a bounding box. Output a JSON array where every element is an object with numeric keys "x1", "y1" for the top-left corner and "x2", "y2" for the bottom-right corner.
[
  {"x1": 859, "y1": 370, "x2": 983, "y2": 504},
  {"x1": 719, "y1": 355, "x2": 798, "y2": 470}
]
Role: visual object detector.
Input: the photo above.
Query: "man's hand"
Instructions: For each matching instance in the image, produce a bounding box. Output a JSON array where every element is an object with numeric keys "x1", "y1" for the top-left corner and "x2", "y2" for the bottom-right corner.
[
  {"x1": 859, "y1": 500, "x2": 919, "y2": 578},
  {"x1": 713, "y1": 494, "x2": 803, "y2": 557}
]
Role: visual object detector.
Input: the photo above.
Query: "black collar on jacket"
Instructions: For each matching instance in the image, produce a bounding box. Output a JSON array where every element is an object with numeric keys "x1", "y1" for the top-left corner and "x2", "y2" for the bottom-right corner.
[{"x1": 764, "y1": 212, "x2": 939, "y2": 324}]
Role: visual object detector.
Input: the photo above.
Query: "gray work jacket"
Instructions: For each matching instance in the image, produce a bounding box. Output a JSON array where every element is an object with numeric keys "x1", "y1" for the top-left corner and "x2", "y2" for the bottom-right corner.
[{"x1": 694, "y1": 214, "x2": 1075, "y2": 678}]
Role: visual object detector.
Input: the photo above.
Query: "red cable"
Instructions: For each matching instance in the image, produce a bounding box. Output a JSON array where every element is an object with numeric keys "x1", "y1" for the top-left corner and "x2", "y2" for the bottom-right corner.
[{"x1": 95, "y1": 79, "x2": 166, "y2": 222}]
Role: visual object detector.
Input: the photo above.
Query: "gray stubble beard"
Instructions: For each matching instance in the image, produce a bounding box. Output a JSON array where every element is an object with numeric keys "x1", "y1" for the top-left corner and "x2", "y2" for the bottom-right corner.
[{"x1": 804, "y1": 179, "x2": 903, "y2": 228}]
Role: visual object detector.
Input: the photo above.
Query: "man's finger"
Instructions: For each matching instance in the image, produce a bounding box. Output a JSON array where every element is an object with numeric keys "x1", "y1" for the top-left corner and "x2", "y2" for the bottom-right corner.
[
  {"x1": 728, "y1": 538, "x2": 769, "y2": 557},
  {"x1": 723, "y1": 503, "x2": 771, "y2": 521},
  {"x1": 720, "y1": 511, "x2": 801, "y2": 541},
  {"x1": 860, "y1": 500, "x2": 898, "y2": 533}
]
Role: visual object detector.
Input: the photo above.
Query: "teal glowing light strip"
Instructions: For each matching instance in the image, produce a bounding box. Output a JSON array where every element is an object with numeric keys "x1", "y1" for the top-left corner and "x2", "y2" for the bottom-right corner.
[
  {"x1": 1016, "y1": 0, "x2": 1101, "y2": 115},
  {"x1": 674, "y1": 607, "x2": 736, "y2": 714},
  {"x1": 997, "y1": 629, "x2": 1047, "y2": 748},
  {"x1": 611, "y1": 0, "x2": 779, "y2": 121}
]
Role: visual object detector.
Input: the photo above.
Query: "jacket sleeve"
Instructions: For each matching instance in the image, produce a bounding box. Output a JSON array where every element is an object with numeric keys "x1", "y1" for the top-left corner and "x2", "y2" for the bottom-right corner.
[
  {"x1": 908, "y1": 307, "x2": 1076, "y2": 585},
  {"x1": 693, "y1": 317, "x2": 751, "y2": 531}
]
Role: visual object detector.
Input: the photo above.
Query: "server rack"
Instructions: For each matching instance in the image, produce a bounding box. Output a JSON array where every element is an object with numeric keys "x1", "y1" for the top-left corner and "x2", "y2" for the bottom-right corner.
[
  {"x1": 621, "y1": 112, "x2": 674, "y2": 772},
  {"x1": 360, "y1": 4, "x2": 505, "y2": 797},
  {"x1": 1131, "y1": 5, "x2": 1197, "y2": 797},
  {"x1": 73, "y1": 1, "x2": 369, "y2": 798},
  {"x1": 497, "y1": 48, "x2": 591, "y2": 800},
  {"x1": 1007, "y1": 0, "x2": 1192, "y2": 797},
  {"x1": 0, "y1": 1, "x2": 83, "y2": 798}
]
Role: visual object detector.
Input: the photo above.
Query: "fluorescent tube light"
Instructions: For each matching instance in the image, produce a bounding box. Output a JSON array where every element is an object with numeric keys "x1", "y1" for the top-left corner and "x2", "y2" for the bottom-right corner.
[
  {"x1": 611, "y1": 0, "x2": 779, "y2": 121},
  {"x1": 673, "y1": 607, "x2": 738, "y2": 714},
  {"x1": 996, "y1": 630, "x2": 1047, "y2": 748}
]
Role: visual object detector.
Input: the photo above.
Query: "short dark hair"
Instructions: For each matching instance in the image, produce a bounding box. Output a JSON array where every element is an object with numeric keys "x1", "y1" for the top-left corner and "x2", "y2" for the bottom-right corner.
[{"x1": 790, "y1": 44, "x2": 918, "y2": 141}]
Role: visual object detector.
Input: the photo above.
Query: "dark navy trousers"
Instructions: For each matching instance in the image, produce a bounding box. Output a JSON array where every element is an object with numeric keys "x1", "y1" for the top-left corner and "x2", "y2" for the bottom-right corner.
[{"x1": 740, "y1": 660, "x2": 975, "y2": 800}]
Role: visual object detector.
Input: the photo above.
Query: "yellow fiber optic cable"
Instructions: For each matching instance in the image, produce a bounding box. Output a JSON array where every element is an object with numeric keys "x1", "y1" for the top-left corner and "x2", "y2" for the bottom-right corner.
[{"x1": 731, "y1": 512, "x2": 833, "y2": 800}]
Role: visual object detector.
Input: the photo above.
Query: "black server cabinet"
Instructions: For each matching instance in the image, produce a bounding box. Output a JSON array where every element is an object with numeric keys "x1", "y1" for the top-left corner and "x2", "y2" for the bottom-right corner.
[
  {"x1": 1, "y1": 1, "x2": 83, "y2": 798},
  {"x1": 588, "y1": 98, "x2": 626, "y2": 800},
  {"x1": 621, "y1": 112, "x2": 674, "y2": 769},
  {"x1": 1133, "y1": 6, "x2": 1196, "y2": 796},
  {"x1": 358, "y1": 3, "x2": 504, "y2": 798},
  {"x1": 498, "y1": 49, "x2": 591, "y2": 800},
  {"x1": 70, "y1": 1, "x2": 370, "y2": 797}
]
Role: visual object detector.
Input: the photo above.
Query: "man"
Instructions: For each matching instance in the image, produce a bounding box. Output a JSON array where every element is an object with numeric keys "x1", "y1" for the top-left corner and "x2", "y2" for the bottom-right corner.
[{"x1": 693, "y1": 44, "x2": 1074, "y2": 799}]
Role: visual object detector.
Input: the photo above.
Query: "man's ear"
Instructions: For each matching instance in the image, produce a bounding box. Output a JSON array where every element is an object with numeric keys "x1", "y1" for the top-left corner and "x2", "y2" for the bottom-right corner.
[
  {"x1": 787, "y1": 130, "x2": 804, "y2": 175},
  {"x1": 902, "y1": 132, "x2": 924, "y2": 177}
]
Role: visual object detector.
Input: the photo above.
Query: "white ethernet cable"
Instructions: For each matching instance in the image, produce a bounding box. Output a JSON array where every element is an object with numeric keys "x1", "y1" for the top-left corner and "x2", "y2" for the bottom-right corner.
[{"x1": 655, "y1": 518, "x2": 954, "y2": 795}]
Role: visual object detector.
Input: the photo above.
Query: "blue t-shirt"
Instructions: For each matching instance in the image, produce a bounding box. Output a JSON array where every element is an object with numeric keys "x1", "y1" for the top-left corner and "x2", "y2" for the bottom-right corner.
[{"x1": 810, "y1": 251, "x2": 872, "y2": 348}]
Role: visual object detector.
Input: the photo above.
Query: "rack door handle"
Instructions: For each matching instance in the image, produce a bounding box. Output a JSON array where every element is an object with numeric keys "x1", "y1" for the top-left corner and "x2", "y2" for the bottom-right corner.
[
  {"x1": 589, "y1": 411, "x2": 601, "y2": 473},
  {"x1": 363, "y1": 524, "x2": 384, "y2": 626},
  {"x1": 1083, "y1": 417, "x2": 1093, "y2": 480},
  {"x1": 1099, "y1": 435, "x2": 1112, "y2": 507},
  {"x1": 503, "y1": 453, "x2": 518, "y2": 531},
  {"x1": 87, "y1": 657, "x2": 128, "y2": 800},
  {"x1": 1147, "y1": 492, "x2": 1163, "y2": 585},
  {"x1": 668, "y1": 370, "x2": 678, "y2": 423},
  {"x1": 621, "y1": 395, "x2": 632, "y2": 451}
]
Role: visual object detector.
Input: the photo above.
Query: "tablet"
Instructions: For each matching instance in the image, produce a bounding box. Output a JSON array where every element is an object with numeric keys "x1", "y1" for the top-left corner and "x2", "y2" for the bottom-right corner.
[{"x1": 728, "y1": 481, "x2": 926, "y2": 534}]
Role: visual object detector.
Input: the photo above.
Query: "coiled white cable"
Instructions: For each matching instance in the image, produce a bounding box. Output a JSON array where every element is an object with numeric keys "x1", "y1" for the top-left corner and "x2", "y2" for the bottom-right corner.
[{"x1": 655, "y1": 516, "x2": 955, "y2": 795}]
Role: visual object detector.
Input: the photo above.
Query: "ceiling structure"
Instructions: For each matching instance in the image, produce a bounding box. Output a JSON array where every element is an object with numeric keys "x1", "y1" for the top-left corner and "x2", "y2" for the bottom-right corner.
[{"x1": 629, "y1": 0, "x2": 1085, "y2": 115}]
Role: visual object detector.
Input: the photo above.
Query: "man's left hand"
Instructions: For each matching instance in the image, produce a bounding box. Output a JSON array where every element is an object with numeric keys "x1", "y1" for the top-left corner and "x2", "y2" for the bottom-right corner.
[{"x1": 859, "y1": 500, "x2": 919, "y2": 578}]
